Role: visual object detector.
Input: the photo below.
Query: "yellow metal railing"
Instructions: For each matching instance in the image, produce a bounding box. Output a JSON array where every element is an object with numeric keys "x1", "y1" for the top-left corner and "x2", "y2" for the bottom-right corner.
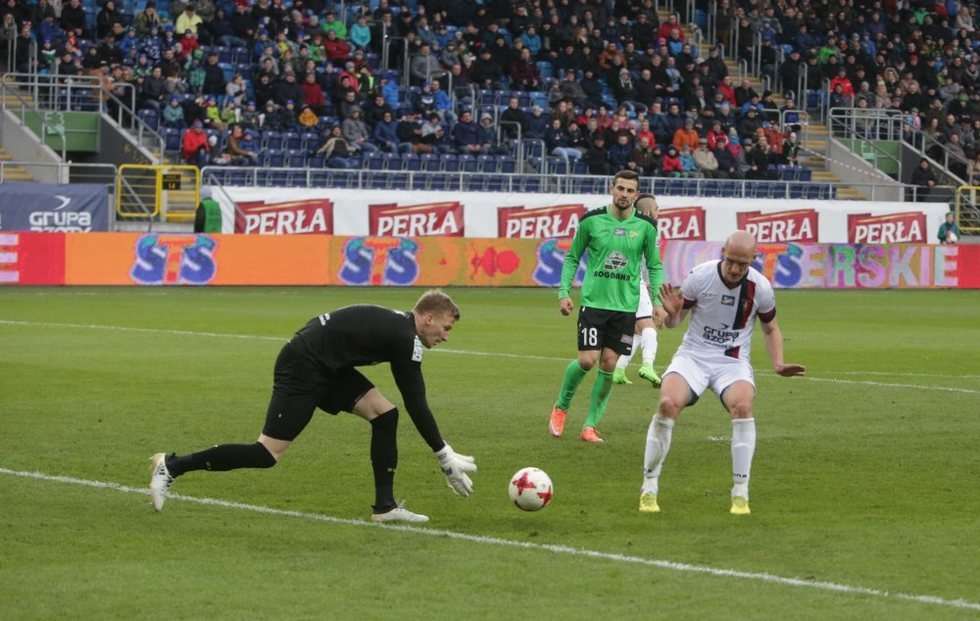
[
  {"x1": 116, "y1": 164, "x2": 201, "y2": 222},
  {"x1": 954, "y1": 185, "x2": 980, "y2": 234}
]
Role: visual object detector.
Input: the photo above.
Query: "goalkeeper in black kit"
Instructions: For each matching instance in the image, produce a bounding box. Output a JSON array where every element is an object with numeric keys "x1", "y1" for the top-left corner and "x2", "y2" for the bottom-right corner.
[{"x1": 149, "y1": 290, "x2": 476, "y2": 523}]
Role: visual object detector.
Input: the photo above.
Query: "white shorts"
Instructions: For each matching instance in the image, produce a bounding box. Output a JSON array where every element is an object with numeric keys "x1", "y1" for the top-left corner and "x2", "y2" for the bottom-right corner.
[
  {"x1": 663, "y1": 348, "x2": 755, "y2": 401},
  {"x1": 636, "y1": 284, "x2": 653, "y2": 319}
]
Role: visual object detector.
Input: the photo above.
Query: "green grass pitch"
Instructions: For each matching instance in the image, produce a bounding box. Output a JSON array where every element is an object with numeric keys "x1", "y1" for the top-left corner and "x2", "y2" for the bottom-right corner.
[{"x1": 1, "y1": 287, "x2": 979, "y2": 620}]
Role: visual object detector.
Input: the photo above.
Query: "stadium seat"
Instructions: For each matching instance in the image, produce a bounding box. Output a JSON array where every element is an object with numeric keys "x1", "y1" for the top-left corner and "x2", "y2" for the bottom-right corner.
[
  {"x1": 264, "y1": 149, "x2": 285, "y2": 167},
  {"x1": 367, "y1": 153, "x2": 387, "y2": 170},
  {"x1": 459, "y1": 154, "x2": 478, "y2": 173},
  {"x1": 402, "y1": 153, "x2": 421, "y2": 171},
  {"x1": 262, "y1": 130, "x2": 285, "y2": 150},
  {"x1": 283, "y1": 132, "x2": 302, "y2": 150},
  {"x1": 441, "y1": 154, "x2": 460, "y2": 172},
  {"x1": 421, "y1": 153, "x2": 441, "y2": 172},
  {"x1": 285, "y1": 149, "x2": 306, "y2": 167},
  {"x1": 477, "y1": 154, "x2": 497, "y2": 173}
]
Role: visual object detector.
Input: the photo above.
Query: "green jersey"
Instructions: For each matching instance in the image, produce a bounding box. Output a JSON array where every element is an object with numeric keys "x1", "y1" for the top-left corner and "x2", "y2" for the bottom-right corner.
[{"x1": 558, "y1": 205, "x2": 664, "y2": 312}]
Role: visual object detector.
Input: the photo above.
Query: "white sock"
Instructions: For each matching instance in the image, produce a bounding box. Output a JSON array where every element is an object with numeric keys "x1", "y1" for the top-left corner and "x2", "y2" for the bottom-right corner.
[
  {"x1": 640, "y1": 327, "x2": 658, "y2": 367},
  {"x1": 642, "y1": 414, "x2": 674, "y2": 494},
  {"x1": 616, "y1": 335, "x2": 638, "y2": 370},
  {"x1": 731, "y1": 417, "x2": 756, "y2": 499}
]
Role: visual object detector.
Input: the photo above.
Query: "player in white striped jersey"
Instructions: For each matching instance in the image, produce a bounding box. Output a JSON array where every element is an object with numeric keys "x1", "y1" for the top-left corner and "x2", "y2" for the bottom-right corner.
[{"x1": 639, "y1": 231, "x2": 805, "y2": 516}]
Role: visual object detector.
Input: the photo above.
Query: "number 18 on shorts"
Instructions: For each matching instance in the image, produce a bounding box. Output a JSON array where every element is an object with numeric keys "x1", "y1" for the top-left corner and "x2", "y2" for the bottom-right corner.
[{"x1": 577, "y1": 306, "x2": 636, "y2": 355}]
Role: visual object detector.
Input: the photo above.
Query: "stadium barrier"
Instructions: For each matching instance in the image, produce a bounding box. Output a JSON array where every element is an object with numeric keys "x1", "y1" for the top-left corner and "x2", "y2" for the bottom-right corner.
[
  {"x1": 116, "y1": 164, "x2": 201, "y2": 223},
  {"x1": 1, "y1": 232, "x2": 976, "y2": 289},
  {"x1": 210, "y1": 186, "x2": 952, "y2": 245}
]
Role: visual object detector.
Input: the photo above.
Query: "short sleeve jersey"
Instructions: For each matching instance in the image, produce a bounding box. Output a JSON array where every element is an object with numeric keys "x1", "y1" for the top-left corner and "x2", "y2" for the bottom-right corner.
[{"x1": 678, "y1": 260, "x2": 776, "y2": 361}]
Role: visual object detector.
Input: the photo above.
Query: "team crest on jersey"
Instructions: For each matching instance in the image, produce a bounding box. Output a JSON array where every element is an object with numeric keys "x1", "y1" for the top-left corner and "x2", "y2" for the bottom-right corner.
[
  {"x1": 412, "y1": 336, "x2": 424, "y2": 362},
  {"x1": 604, "y1": 251, "x2": 628, "y2": 270},
  {"x1": 721, "y1": 295, "x2": 735, "y2": 306}
]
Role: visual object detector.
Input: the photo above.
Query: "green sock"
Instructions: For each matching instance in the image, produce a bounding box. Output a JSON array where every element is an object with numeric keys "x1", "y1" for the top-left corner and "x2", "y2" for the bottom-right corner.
[
  {"x1": 556, "y1": 360, "x2": 589, "y2": 410},
  {"x1": 584, "y1": 369, "x2": 614, "y2": 429}
]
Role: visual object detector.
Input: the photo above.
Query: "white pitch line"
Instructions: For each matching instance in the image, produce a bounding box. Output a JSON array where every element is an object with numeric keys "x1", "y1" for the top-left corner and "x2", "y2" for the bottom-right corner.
[
  {"x1": 1, "y1": 319, "x2": 978, "y2": 395},
  {"x1": 1, "y1": 466, "x2": 978, "y2": 613}
]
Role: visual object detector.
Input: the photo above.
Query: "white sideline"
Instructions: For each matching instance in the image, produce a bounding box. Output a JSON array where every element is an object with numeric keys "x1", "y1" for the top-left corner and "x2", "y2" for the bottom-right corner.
[
  {"x1": 1, "y1": 466, "x2": 978, "y2": 613},
  {"x1": 1, "y1": 319, "x2": 979, "y2": 395}
]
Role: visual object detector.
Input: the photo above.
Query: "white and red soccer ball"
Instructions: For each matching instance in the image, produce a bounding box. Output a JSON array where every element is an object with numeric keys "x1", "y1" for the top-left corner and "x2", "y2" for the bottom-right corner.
[{"x1": 508, "y1": 467, "x2": 554, "y2": 511}]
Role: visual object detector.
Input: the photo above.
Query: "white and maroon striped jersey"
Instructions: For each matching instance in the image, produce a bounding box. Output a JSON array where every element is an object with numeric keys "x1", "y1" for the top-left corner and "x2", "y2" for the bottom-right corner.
[{"x1": 678, "y1": 260, "x2": 776, "y2": 361}]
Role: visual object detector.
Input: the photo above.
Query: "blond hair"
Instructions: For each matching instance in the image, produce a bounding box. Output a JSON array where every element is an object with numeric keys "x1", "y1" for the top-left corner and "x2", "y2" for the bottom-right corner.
[{"x1": 413, "y1": 289, "x2": 460, "y2": 320}]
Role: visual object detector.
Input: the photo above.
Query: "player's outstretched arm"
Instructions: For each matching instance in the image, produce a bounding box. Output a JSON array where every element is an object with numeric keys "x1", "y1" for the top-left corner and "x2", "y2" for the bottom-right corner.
[
  {"x1": 760, "y1": 318, "x2": 806, "y2": 377},
  {"x1": 658, "y1": 284, "x2": 688, "y2": 328}
]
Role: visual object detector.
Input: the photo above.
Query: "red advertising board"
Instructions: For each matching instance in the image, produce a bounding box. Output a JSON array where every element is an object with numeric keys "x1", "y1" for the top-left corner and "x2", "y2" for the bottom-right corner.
[
  {"x1": 497, "y1": 204, "x2": 586, "y2": 238},
  {"x1": 0, "y1": 232, "x2": 65, "y2": 284},
  {"x1": 847, "y1": 212, "x2": 927, "y2": 243},
  {"x1": 368, "y1": 202, "x2": 465, "y2": 237},
  {"x1": 234, "y1": 198, "x2": 334, "y2": 234},
  {"x1": 657, "y1": 207, "x2": 706, "y2": 240},
  {"x1": 736, "y1": 209, "x2": 819, "y2": 243}
]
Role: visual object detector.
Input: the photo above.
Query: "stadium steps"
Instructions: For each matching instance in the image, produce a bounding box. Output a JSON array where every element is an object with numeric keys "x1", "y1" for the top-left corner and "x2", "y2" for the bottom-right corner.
[
  {"x1": 686, "y1": 37, "x2": 866, "y2": 201},
  {"x1": 0, "y1": 148, "x2": 34, "y2": 181}
]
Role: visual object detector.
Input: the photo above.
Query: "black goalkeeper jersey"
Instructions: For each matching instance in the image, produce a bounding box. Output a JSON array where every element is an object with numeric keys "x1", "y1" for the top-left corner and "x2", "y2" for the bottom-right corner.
[{"x1": 292, "y1": 304, "x2": 444, "y2": 451}]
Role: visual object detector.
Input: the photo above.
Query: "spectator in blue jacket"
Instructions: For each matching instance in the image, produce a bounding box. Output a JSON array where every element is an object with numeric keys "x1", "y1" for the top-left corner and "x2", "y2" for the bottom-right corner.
[
  {"x1": 453, "y1": 110, "x2": 484, "y2": 154},
  {"x1": 372, "y1": 110, "x2": 400, "y2": 152},
  {"x1": 381, "y1": 76, "x2": 400, "y2": 110}
]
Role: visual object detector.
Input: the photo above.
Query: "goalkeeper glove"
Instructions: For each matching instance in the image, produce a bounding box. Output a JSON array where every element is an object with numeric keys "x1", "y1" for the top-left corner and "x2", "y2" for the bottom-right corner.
[{"x1": 435, "y1": 443, "x2": 477, "y2": 497}]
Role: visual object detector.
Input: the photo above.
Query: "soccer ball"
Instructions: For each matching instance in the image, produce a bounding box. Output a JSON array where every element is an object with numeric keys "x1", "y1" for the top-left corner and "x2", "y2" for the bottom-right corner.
[
  {"x1": 508, "y1": 467, "x2": 554, "y2": 511},
  {"x1": 947, "y1": 231, "x2": 958, "y2": 243}
]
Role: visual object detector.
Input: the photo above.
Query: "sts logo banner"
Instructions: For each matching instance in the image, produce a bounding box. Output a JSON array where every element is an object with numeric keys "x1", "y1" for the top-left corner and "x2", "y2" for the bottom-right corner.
[
  {"x1": 340, "y1": 237, "x2": 419, "y2": 286},
  {"x1": 130, "y1": 234, "x2": 217, "y2": 285},
  {"x1": 533, "y1": 238, "x2": 587, "y2": 287}
]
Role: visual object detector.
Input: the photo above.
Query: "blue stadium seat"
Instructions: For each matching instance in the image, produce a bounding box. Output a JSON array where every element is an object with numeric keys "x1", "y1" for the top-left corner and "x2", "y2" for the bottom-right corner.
[
  {"x1": 459, "y1": 154, "x2": 478, "y2": 172},
  {"x1": 162, "y1": 127, "x2": 182, "y2": 153},
  {"x1": 477, "y1": 154, "x2": 497, "y2": 173},
  {"x1": 264, "y1": 149, "x2": 285, "y2": 167},
  {"x1": 138, "y1": 108, "x2": 158, "y2": 130},
  {"x1": 300, "y1": 132, "x2": 320, "y2": 150},
  {"x1": 367, "y1": 153, "x2": 387, "y2": 170},
  {"x1": 262, "y1": 130, "x2": 284, "y2": 150},
  {"x1": 285, "y1": 149, "x2": 306, "y2": 167},
  {"x1": 402, "y1": 153, "x2": 421, "y2": 171},
  {"x1": 441, "y1": 154, "x2": 460, "y2": 172},
  {"x1": 283, "y1": 131, "x2": 302, "y2": 150},
  {"x1": 421, "y1": 153, "x2": 441, "y2": 171}
]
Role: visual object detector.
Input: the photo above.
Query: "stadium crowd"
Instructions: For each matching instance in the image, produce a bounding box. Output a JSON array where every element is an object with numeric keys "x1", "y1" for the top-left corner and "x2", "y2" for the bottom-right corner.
[{"x1": 1, "y1": 0, "x2": 979, "y2": 182}]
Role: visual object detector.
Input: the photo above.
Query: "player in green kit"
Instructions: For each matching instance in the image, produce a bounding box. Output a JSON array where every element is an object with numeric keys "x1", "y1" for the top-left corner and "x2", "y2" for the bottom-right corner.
[{"x1": 548, "y1": 170, "x2": 665, "y2": 443}]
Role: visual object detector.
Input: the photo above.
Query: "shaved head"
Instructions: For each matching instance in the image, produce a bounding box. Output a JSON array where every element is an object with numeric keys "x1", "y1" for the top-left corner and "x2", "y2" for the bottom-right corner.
[
  {"x1": 634, "y1": 193, "x2": 659, "y2": 218},
  {"x1": 719, "y1": 230, "x2": 757, "y2": 286},
  {"x1": 725, "y1": 230, "x2": 756, "y2": 257}
]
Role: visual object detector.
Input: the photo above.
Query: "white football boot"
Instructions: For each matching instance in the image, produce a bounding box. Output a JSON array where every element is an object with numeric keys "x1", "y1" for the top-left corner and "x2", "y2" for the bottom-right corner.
[
  {"x1": 371, "y1": 502, "x2": 430, "y2": 523},
  {"x1": 149, "y1": 453, "x2": 175, "y2": 511}
]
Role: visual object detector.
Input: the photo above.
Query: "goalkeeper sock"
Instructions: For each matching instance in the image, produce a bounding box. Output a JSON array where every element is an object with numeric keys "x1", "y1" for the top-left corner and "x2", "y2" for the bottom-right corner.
[
  {"x1": 642, "y1": 414, "x2": 674, "y2": 493},
  {"x1": 615, "y1": 336, "x2": 638, "y2": 370},
  {"x1": 370, "y1": 408, "x2": 399, "y2": 512},
  {"x1": 584, "y1": 369, "x2": 613, "y2": 428},
  {"x1": 640, "y1": 327, "x2": 658, "y2": 367},
  {"x1": 731, "y1": 417, "x2": 756, "y2": 497},
  {"x1": 556, "y1": 360, "x2": 589, "y2": 410},
  {"x1": 166, "y1": 442, "x2": 276, "y2": 477}
]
